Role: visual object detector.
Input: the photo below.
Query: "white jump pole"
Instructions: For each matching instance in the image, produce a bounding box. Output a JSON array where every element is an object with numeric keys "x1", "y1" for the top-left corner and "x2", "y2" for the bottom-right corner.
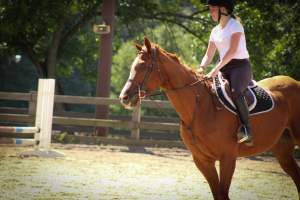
[
  {"x1": 0, "y1": 126, "x2": 39, "y2": 133},
  {"x1": 0, "y1": 79, "x2": 63, "y2": 157},
  {"x1": 34, "y1": 79, "x2": 55, "y2": 151},
  {"x1": 0, "y1": 79, "x2": 55, "y2": 148}
]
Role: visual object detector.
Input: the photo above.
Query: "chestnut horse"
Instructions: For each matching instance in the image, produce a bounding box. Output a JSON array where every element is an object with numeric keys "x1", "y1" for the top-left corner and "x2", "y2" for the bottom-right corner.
[{"x1": 119, "y1": 38, "x2": 300, "y2": 200}]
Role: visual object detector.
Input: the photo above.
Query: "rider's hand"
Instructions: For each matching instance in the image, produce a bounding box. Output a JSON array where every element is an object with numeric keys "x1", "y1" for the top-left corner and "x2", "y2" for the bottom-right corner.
[
  {"x1": 197, "y1": 66, "x2": 205, "y2": 74},
  {"x1": 205, "y1": 69, "x2": 218, "y2": 79}
]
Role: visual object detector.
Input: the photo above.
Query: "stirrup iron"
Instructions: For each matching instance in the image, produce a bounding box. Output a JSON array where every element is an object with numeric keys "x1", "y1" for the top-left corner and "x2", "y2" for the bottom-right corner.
[{"x1": 237, "y1": 126, "x2": 253, "y2": 145}]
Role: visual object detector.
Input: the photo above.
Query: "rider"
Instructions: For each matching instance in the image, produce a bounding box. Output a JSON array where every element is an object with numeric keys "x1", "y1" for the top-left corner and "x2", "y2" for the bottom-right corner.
[{"x1": 198, "y1": 0, "x2": 253, "y2": 144}]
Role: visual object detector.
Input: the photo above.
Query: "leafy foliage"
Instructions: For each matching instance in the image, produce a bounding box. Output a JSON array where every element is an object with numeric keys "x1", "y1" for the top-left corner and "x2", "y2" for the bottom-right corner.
[
  {"x1": 1, "y1": 0, "x2": 300, "y2": 114},
  {"x1": 236, "y1": 1, "x2": 300, "y2": 79}
]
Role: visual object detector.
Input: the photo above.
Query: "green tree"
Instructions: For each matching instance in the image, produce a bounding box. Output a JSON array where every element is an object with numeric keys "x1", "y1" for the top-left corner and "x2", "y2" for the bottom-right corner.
[
  {"x1": 0, "y1": 0, "x2": 100, "y2": 77},
  {"x1": 236, "y1": 1, "x2": 300, "y2": 79},
  {"x1": 0, "y1": 0, "x2": 210, "y2": 102},
  {"x1": 1, "y1": 0, "x2": 300, "y2": 99}
]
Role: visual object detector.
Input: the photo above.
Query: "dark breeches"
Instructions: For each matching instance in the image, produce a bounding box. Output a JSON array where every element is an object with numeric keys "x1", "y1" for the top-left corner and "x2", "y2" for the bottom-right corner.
[{"x1": 221, "y1": 59, "x2": 252, "y2": 100}]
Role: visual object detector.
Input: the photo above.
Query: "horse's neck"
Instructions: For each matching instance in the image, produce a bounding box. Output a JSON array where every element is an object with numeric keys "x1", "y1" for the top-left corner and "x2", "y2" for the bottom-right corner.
[
  {"x1": 159, "y1": 54, "x2": 194, "y2": 89},
  {"x1": 159, "y1": 54, "x2": 214, "y2": 125}
]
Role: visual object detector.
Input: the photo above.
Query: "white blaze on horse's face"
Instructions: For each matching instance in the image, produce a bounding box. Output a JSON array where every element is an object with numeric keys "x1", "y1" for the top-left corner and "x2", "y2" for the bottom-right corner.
[
  {"x1": 128, "y1": 56, "x2": 139, "y2": 80},
  {"x1": 119, "y1": 56, "x2": 141, "y2": 109},
  {"x1": 120, "y1": 44, "x2": 161, "y2": 109}
]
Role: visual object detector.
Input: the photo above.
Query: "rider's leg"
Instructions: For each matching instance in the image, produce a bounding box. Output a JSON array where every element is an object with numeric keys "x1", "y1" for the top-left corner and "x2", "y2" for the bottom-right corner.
[
  {"x1": 233, "y1": 94, "x2": 252, "y2": 143},
  {"x1": 226, "y1": 60, "x2": 252, "y2": 144}
]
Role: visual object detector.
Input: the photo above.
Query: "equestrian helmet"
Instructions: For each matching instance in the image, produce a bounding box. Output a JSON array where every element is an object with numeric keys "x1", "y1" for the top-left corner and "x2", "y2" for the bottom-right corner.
[{"x1": 207, "y1": 0, "x2": 235, "y2": 13}]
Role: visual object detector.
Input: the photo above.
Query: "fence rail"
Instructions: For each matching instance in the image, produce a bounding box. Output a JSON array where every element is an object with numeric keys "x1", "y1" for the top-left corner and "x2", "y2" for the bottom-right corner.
[
  {"x1": 0, "y1": 92, "x2": 172, "y2": 108},
  {"x1": 0, "y1": 91, "x2": 179, "y2": 140}
]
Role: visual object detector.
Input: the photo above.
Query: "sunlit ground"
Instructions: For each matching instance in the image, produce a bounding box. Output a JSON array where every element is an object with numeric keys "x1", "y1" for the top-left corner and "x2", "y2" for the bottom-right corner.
[{"x1": 0, "y1": 144, "x2": 298, "y2": 200}]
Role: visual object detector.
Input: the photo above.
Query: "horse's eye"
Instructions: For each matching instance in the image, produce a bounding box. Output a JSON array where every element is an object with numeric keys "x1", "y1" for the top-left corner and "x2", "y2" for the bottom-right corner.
[{"x1": 136, "y1": 63, "x2": 147, "y2": 72}]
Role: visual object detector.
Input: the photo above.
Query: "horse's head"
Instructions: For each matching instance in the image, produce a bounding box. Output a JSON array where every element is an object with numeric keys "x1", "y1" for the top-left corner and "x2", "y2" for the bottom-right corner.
[{"x1": 119, "y1": 38, "x2": 163, "y2": 109}]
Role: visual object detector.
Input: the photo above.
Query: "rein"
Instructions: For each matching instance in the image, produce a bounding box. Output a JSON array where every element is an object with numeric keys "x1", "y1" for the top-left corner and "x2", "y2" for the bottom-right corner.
[
  {"x1": 147, "y1": 78, "x2": 209, "y2": 98},
  {"x1": 133, "y1": 47, "x2": 213, "y2": 145},
  {"x1": 137, "y1": 47, "x2": 211, "y2": 99}
]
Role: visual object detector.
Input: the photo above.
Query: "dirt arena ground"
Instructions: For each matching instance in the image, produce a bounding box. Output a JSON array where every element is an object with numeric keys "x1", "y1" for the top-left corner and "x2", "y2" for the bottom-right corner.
[{"x1": 0, "y1": 144, "x2": 298, "y2": 200}]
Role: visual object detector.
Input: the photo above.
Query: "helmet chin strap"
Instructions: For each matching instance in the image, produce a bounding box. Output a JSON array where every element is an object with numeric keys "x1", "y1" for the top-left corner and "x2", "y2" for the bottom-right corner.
[{"x1": 218, "y1": 7, "x2": 230, "y2": 23}]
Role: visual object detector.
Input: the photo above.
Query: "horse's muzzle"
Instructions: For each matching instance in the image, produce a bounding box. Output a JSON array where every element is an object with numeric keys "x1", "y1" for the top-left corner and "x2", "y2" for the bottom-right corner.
[
  {"x1": 119, "y1": 81, "x2": 140, "y2": 109},
  {"x1": 119, "y1": 92, "x2": 139, "y2": 109},
  {"x1": 119, "y1": 94, "x2": 130, "y2": 108}
]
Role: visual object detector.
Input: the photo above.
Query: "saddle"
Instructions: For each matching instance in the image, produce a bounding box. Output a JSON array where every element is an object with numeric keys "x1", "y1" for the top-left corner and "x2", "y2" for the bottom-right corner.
[{"x1": 212, "y1": 73, "x2": 275, "y2": 116}]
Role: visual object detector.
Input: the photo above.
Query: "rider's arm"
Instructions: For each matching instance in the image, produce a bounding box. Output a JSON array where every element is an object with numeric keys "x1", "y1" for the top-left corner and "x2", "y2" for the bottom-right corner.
[
  {"x1": 198, "y1": 41, "x2": 217, "y2": 72},
  {"x1": 214, "y1": 32, "x2": 242, "y2": 72}
]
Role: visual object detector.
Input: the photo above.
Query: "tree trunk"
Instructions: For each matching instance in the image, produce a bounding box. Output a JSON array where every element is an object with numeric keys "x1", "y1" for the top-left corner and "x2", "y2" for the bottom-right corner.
[
  {"x1": 47, "y1": 17, "x2": 67, "y2": 79},
  {"x1": 95, "y1": 0, "x2": 116, "y2": 136},
  {"x1": 46, "y1": 17, "x2": 69, "y2": 111}
]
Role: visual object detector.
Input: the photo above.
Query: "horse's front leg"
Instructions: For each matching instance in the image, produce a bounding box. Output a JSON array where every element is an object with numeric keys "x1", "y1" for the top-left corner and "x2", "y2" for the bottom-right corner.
[
  {"x1": 219, "y1": 155, "x2": 237, "y2": 200},
  {"x1": 192, "y1": 155, "x2": 221, "y2": 200}
]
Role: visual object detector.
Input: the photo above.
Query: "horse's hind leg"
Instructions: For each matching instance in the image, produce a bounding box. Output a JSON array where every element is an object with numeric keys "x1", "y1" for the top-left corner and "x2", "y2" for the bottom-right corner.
[{"x1": 271, "y1": 130, "x2": 300, "y2": 199}]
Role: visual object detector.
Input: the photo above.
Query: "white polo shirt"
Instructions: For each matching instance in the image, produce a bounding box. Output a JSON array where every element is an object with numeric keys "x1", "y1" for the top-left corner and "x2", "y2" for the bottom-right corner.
[{"x1": 209, "y1": 18, "x2": 249, "y2": 60}]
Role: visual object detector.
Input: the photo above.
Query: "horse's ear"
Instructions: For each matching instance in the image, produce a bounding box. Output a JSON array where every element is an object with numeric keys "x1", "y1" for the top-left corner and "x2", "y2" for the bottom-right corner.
[
  {"x1": 144, "y1": 37, "x2": 152, "y2": 53},
  {"x1": 135, "y1": 43, "x2": 142, "y2": 51}
]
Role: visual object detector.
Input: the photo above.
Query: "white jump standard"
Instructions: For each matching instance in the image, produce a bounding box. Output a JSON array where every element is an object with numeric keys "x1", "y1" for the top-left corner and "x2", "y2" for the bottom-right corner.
[{"x1": 0, "y1": 79, "x2": 63, "y2": 157}]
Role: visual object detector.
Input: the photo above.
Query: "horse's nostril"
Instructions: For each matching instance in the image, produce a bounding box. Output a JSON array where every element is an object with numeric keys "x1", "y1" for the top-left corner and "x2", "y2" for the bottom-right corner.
[
  {"x1": 120, "y1": 94, "x2": 128, "y2": 100},
  {"x1": 120, "y1": 94, "x2": 130, "y2": 104}
]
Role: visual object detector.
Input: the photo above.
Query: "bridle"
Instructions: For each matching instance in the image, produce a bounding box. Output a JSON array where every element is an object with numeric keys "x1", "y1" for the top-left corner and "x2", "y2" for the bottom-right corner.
[
  {"x1": 126, "y1": 46, "x2": 215, "y2": 145},
  {"x1": 127, "y1": 47, "x2": 161, "y2": 101},
  {"x1": 128, "y1": 47, "x2": 211, "y2": 102},
  {"x1": 138, "y1": 47, "x2": 161, "y2": 100}
]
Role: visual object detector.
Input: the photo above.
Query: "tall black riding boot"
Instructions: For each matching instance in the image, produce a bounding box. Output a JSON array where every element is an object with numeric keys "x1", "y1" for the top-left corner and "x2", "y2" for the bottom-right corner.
[{"x1": 234, "y1": 95, "x2": 253, "y2": 145}]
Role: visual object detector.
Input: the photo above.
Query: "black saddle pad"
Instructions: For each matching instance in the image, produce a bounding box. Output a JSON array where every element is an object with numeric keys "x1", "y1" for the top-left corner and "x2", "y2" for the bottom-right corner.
[{"x1": 213, "y1": 74, "x2": 275, "y2": 116}]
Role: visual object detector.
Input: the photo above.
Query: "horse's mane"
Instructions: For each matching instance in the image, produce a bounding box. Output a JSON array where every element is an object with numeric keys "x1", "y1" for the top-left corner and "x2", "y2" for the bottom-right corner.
[
  {"x1": 159, "y1": 47, "x2": 181, "y2": 64},
  {"x1": 154, "y1": 44, "x2": 212, "y2": 92},
  {"x1": 155, "y1": 45, "x2": 200, "y2": 77}
]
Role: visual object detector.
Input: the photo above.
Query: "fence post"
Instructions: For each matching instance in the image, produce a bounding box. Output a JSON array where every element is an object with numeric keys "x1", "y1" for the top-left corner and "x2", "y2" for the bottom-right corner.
[
  {"x1": 29, "y1": 91, "x2": 38, "y2": 149},
  {"x1": 131, "y1": 101, "x2": 141, "y2": 139},
  {"x1": 35, "y1": 79, "x2": 55, "y2": 151},
  {"x1": 28, "y1": 91, "x2": 37, "y2": 120}
]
